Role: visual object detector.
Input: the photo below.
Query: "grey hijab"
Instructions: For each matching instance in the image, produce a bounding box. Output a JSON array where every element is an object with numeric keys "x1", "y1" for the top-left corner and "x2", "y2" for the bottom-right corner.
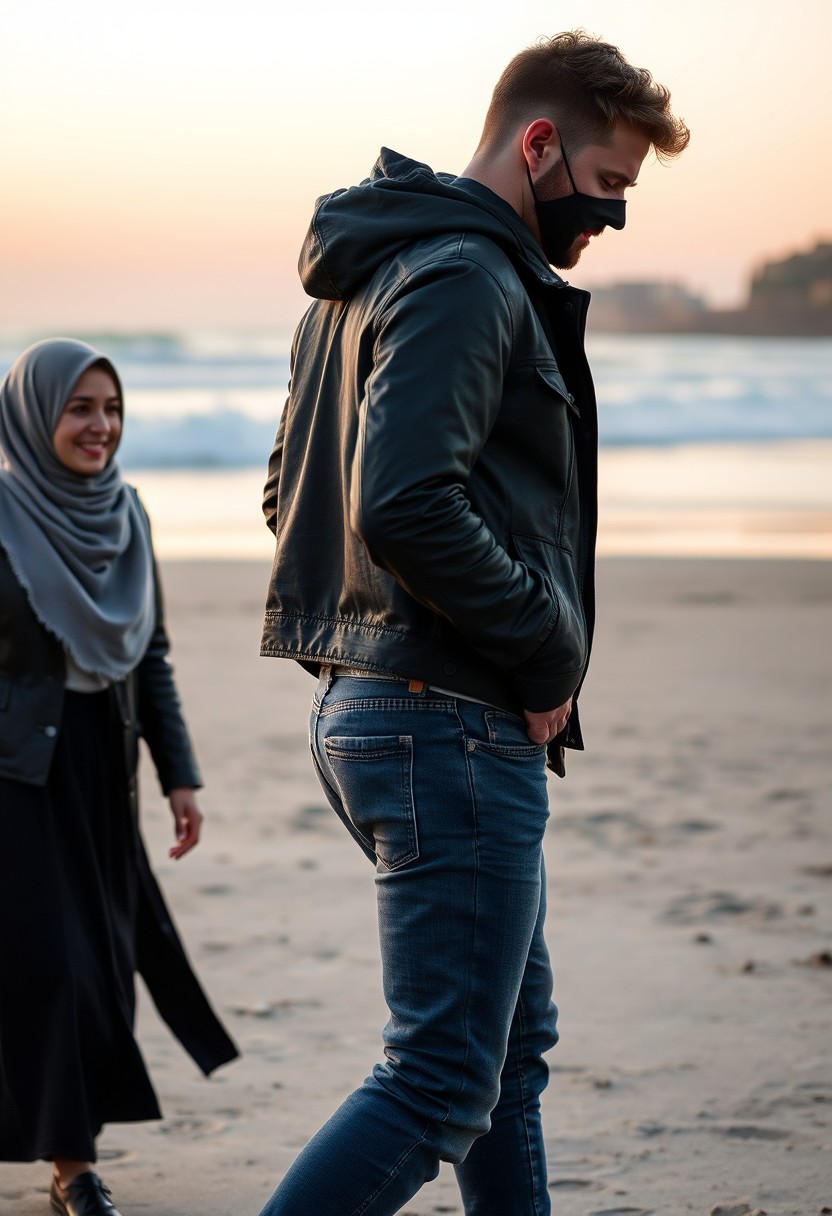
[{"x1": 0, "y1": 338, "x2": 155, "y2": 680}]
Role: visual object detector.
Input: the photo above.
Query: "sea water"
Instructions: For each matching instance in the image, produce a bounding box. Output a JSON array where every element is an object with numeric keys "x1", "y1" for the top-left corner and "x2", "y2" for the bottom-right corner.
[{"x1": 1, "y1": 331, "x2": 830, "y2": 557}]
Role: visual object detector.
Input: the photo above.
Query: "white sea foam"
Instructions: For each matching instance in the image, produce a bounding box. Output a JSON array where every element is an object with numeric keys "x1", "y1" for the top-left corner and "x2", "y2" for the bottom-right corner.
[{"x1": 2, "y1": 331, "x2": 830, "y2": 469}]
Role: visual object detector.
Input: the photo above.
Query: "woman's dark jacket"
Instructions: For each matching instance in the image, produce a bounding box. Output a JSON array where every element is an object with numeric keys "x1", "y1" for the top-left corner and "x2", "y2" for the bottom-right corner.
[
  {"x1": 261, "y1": 149, "x2": 599, "y2": 767},
  {"x1": 0, "y1": 546, "x2": 238, "y2": 1076}
]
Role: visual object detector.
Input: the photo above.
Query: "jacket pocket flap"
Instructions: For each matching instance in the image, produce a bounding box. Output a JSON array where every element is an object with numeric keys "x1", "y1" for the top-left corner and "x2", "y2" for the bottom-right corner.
[{"x1": 535, "y1": 364, "x2": 579, "y2": 414}]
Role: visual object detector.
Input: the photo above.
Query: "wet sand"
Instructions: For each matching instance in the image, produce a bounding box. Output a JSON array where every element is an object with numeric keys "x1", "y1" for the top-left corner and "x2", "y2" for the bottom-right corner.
[
  {"x1": 128, "y1": 440, "x2": 832, "y2": 561},
  {"x1": 3, "y1": 557, "x2": 831, "y2": 1216}
]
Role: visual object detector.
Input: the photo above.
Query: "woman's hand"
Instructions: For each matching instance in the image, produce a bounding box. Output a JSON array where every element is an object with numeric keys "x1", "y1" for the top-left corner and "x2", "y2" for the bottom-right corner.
[{"x1": 167, "y1": 787, "x2": 203, "y2": 859}]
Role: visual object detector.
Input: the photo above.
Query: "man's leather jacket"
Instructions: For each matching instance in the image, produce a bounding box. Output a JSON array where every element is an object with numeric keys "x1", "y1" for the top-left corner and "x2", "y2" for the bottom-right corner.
[{"x1": 261, "y1": 149, "x2": 600, "y2": 756}]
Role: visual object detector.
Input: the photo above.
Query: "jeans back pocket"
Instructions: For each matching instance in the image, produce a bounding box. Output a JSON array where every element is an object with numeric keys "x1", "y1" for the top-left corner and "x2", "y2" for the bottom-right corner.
[{"x1": 322, "y1": 734, "x2": 418, "y2": 870}]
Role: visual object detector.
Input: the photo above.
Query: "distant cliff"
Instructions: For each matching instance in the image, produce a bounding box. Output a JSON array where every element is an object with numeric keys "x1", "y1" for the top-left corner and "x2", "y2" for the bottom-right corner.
[{"x1": 589, "y1": 240, "x2": 832, "y2": 336}]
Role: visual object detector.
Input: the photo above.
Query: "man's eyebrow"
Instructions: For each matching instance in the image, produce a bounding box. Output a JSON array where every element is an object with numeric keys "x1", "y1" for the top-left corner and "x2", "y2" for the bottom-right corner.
[{"x1": 603, "y1": 170, "x2": 639, "y2": 187}]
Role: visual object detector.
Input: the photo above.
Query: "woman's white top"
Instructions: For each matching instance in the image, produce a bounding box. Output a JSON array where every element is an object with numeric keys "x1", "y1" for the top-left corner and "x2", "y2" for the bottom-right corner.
[{"x1": 64, "y1": 648, "x2": 112, "y2": 693}]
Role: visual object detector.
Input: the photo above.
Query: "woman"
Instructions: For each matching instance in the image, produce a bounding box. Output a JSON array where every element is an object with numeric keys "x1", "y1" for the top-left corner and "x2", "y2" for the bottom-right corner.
[{"x1": 0, "y1": 339, "x2": 238, "y2": 1216}]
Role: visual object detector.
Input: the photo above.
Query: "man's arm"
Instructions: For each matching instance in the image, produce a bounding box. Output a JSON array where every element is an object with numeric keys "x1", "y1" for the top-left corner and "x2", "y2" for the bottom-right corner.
[
  {"x1": 264, "y1": 327, "x2": 300, "y2": 536},
  {"x1": 351, "y1": 253, "x2": 585, "y2": 712},
  {"x1": 262, "y1": 405, "x2": 287, "y2": 537}
]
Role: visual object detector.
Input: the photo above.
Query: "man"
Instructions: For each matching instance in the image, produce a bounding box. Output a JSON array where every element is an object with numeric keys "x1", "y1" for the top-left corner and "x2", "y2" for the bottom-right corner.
[{"x1": 259, "y1": 31, "x2": 688, "y2": 1216}]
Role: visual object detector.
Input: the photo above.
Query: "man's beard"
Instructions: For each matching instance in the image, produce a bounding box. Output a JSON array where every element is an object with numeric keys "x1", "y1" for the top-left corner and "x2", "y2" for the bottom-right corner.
[
  {"x1": 533, "y1": 159, "x2": 578, "y2": 268},
  {"x1": 531, "y1": 156, "x2": 623, "y2": 269},
  {"x1": 554, "y1": 237, "x2": 586, "y2": 271}
]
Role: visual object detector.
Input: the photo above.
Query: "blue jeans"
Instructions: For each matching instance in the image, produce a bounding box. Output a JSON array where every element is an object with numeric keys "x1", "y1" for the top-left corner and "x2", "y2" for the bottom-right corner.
[{"x1": 258, "y1": 670, "x2": 558, "y2": 1216}]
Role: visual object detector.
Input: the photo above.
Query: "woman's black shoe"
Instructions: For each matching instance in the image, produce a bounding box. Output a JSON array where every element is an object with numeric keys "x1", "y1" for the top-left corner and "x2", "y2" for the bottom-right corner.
[{"x1": 50, "y1": 1172, "x2": 122, "y2": 1216}]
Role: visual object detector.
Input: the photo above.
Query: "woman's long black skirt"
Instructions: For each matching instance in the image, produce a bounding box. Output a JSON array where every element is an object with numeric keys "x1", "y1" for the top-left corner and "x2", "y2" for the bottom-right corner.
[{"x1": 0, "y1": 690, "x2": 163, "y2": 1162}]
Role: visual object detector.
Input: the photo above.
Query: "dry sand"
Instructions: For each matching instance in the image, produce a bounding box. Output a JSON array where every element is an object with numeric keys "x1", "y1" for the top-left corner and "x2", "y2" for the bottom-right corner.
[{"x1": 3, "y1": 557, "x2": 831, "y2": 1216}]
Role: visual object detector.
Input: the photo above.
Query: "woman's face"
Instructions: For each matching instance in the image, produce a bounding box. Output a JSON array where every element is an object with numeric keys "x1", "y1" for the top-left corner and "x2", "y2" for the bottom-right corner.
[{"x1": 52, "y1": 366, "x2": 122, "y2": 475}]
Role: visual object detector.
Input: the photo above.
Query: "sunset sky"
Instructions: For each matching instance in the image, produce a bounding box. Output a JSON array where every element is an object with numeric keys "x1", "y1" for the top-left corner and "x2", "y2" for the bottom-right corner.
[{"x1": 2, "y1": 0, "x2": 830, "y2": 332}]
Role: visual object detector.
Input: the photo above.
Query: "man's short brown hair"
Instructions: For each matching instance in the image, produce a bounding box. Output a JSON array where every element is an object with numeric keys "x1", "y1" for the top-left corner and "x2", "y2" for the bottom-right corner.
[{"x1": 479, "y1": 30, "x2": 690, "y2": 161}]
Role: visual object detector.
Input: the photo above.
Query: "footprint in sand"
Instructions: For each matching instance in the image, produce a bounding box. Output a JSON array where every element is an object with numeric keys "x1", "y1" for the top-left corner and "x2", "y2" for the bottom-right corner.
[
  {"x1": 97, "y1": 1147, "x2": 136, "y2": 1163},
  {"x1": 731, "y1": 1078, "x2": 831, "y2": 1121},
  {"x1": 661, "y1": 890, "x2": 783, "y2": 924},
  {"x1": 231, "y1": 997, "x2": 323, "y2": 1018},
  {"x1": 766, "y1": 786, "x2": 811, "y2": 803},
  {"x1": 719, "y1": 1123, "x2": 792, "y2": 1141},
  {"x1": 292, "y1": 804, "x2": 334, "y2": 832},
  {"x1": 792, "y1": 949, "x2": 832, "y2": 968},
  {"x1": 549, "y1": 1178, "x2": 604, "y2": 1191},
  {"x1": 399, "y1": 1210, "x2": 459, "y2": 1215},
  {"x1": 589, "y1": 1208, "x2": 654, "y2": 1216},
  {"x1": 157, "y1": 1116, "x2": 228, "y2": 1137},
  {"x1": 800, "y1": 862, "x2": 832, "y2": 877},
  {"x1": 708, "y1": 1204, "x2": 767, "y2": 1216}
]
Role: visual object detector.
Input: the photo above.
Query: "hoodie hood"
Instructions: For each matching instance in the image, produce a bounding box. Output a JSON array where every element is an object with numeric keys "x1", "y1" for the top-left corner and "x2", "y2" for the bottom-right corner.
[{"x1": 299, "y1": 147, "x2": 561, "y2": 301}]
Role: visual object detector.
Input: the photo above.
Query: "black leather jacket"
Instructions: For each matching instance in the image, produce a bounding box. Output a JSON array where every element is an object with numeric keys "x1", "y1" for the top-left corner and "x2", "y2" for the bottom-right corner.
[
  {"x1": 0, "y1": 545, "x2": 200, "y2": 793},
  {"x1": 262, "y1": 149, "x2": 599, "y2": 756}
]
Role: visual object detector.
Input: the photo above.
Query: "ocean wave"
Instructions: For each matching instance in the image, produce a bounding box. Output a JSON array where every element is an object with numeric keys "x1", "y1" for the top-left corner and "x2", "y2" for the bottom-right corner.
[
  {"x1": 115, "y1": 400, "x2": 832, "y2": 470},
  {"x1": 2, "y1": 332, "x2": 830, "y2": 467},
  {"x1": 119, "y1": 410, "x2": 278, "y2": 469}
]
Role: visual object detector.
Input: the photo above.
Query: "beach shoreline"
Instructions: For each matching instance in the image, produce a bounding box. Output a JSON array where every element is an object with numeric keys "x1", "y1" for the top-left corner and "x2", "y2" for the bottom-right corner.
[
  {"x1": 3, "y1": 555, "x2": 830, "y2": 1216},
  {"x1": 128, "y1": 439, "x2": 832, "y2": 562}
]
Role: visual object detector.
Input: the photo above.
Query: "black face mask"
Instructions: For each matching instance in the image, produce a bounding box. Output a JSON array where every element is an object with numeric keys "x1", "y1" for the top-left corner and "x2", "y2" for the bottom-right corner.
[{"x1": 528, "y1": 137, "x2": 626, "y2": 268}]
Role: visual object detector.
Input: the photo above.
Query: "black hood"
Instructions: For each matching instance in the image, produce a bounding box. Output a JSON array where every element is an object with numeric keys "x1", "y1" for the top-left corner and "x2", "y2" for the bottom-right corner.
[{"x1": 299, "y1": 147, "x2": 561, "y2": 301}]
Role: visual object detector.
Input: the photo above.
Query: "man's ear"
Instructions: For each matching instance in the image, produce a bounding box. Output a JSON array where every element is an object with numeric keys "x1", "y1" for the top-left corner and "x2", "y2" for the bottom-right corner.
[{"x1": 522, "y1": 119, "x2": 560, "y2": 179}]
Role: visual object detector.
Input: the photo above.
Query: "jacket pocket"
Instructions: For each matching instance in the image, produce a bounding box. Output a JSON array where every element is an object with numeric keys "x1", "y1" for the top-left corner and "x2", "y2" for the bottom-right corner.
[
  {"x1": 322, "y1": 734, "x2": 418, "y2": 871},
  {"x1": 510, "y1": 533, "x2": 587, "y2": 675},
  {"x1": 535, "y1": 363, "x2": 579, "y2": 415},
  {"x1": 506, "y1": 362, "x2": 577, "y2": 535}
]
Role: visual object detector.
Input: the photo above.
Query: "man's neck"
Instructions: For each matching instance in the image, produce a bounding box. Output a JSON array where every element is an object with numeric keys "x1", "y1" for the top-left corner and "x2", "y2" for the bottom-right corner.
[{"x1": 460, "y1": 148, "x2": 539, "y2": 246}]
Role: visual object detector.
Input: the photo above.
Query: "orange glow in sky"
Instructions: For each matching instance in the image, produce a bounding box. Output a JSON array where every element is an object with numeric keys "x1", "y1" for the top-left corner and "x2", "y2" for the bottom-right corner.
[{"x1": 2, "y1": 0, "x2": 830, "y2": 331}]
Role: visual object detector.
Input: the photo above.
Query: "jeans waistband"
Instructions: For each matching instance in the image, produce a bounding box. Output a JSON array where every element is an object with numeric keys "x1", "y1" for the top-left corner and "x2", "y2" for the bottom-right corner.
[
  {"x1": 324, "y1": 664, "x2": 429, "y2": 694},
  {"x1": 323, "y1": 665, "x2": 501, "y2": 710}
]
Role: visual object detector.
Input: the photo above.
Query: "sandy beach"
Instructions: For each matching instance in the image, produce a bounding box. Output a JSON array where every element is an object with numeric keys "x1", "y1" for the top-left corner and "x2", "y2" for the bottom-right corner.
[{"x1": 3, "y1": 556, "x2": 830, "y2": 1216}]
